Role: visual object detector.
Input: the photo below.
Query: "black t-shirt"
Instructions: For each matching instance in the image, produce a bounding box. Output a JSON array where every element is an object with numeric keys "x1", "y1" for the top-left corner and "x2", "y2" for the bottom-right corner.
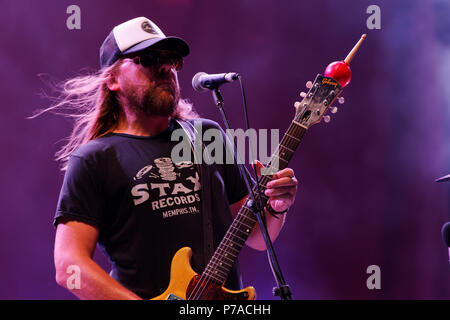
[{"x1": 54, "y1": 118, "x2": 250, "y2": 299}]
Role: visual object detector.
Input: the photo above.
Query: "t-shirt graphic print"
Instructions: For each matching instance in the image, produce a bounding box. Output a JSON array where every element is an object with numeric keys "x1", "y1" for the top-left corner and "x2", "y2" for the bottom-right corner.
[{"x1": 131, "y1": 157, "x2": 202, "y2": 219}]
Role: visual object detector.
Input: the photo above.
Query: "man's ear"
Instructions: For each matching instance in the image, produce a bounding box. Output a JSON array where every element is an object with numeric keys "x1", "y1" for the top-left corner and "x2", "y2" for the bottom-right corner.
[{"x1": 106, "y1": 73, "x2": 120, "y2": 91}]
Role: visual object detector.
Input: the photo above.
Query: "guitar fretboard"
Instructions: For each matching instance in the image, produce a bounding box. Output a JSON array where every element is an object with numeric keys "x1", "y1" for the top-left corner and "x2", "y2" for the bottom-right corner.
[{"x1": 201, "y1": 121, "x2": 307, "y2": 284}]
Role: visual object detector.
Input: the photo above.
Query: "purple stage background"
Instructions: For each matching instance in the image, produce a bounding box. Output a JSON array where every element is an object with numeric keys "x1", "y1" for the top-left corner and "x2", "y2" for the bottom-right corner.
[{"x1": 1, "y1": 0, "x2": 450, "y2": 299}]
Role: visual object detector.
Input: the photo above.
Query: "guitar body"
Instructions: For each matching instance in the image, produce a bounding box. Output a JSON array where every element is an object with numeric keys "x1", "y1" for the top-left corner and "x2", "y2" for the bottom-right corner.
[{"x1": 151, "y1": 247, "x2": 256, "y2": 300}]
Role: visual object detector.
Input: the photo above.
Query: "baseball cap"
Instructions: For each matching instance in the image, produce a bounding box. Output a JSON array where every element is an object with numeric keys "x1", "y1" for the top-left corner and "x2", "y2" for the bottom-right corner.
[{"x1": 99, "y1": 17, "x2": 190, "y2": 69}]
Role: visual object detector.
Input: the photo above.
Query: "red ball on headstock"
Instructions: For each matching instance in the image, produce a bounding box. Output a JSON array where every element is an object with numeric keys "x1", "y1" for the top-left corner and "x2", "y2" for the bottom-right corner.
[
  {"x1": 324, "y1": 61, "x2": 351, "y2": 88},
  {"x1": 324, "y1": 34, "x2": 366, "y2": 88}
]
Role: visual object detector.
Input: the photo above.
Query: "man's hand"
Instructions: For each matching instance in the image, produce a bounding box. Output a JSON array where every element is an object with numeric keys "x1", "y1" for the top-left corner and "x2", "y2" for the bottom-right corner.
[
  {"x1": 254, "y1": 161, "x2": 298, "y2": 213},
  {"x1": 230, "y1": 161, "x2": 298, "y2": 251},
  {"x1": 265, "y1": 167, "x2": 298, "y2": 213}
]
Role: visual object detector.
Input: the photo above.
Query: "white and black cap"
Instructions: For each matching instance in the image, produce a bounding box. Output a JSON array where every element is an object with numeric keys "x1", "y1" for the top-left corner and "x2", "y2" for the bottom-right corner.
[{"x1": 99, "y1": 17, "x2": 190, "y2": 68}]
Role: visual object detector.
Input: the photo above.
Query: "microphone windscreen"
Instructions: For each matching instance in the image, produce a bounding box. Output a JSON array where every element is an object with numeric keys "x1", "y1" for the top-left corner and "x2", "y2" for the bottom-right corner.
[
  {"x1": 192, "y1": 72, "x2": 207, "y2": 92},
  {"x1": 441, "y1": 222, "x2": 450, "y2": 247}
]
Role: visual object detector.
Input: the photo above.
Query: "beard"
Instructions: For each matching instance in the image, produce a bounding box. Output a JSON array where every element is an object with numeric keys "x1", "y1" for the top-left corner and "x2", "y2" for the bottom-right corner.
[{"x1": 126, "y1": 81, "x2": 180, "y2": 117}]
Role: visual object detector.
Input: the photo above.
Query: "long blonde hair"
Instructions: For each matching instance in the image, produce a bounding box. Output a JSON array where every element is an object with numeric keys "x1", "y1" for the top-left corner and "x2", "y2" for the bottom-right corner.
[{"x1": 32, "y1": 60, "x2": 199, "y2": 170}]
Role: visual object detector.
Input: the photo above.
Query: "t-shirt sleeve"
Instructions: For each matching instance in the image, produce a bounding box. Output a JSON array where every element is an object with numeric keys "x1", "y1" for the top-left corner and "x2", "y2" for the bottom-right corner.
[{"x1": 54, "y1": 154, "x2": 105, "y2": 228}]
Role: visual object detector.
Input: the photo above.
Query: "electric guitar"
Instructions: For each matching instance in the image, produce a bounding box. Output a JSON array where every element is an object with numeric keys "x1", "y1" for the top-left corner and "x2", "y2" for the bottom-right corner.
[{"x1": 151, "y1": 74, "x2": 344, "y2": 300}]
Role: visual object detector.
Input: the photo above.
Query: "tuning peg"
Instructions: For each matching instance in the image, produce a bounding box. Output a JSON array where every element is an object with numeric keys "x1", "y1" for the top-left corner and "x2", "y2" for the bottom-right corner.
[
  {"x1": 338, "y1": 97, "x2": 345, "y2": 104},
  {"x1": 294, "y1": 101, "x2": 301, "y2": 108},
  {"x1": 330, "y1": 106, "x2": 338, "y2": 114},
  {"x1": 300, "y1": 92, "x2": 307, "y2": 98},
  {"x1": 306, "y1": 81, "x2": 313, "y2": 89},
  {"x1": 323, "y1": 115, "x2": 331, "y2": 123}
]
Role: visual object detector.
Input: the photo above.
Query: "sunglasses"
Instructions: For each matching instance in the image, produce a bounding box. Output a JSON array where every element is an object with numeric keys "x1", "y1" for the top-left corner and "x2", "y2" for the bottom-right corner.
[{"x1": 128, "y1": 50, "x2": 183, "y2": 71}]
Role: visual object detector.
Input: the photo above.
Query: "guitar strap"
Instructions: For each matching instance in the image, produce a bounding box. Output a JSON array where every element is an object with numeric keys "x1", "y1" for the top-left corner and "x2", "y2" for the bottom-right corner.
[{"x1": 175, "y1": 119, "x2": 215, "y2": 267}]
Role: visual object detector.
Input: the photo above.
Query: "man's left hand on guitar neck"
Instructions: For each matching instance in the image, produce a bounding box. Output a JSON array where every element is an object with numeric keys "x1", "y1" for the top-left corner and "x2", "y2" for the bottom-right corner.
[{"x1": 230, "y1": 161, "x2": 298, "y2": 251}]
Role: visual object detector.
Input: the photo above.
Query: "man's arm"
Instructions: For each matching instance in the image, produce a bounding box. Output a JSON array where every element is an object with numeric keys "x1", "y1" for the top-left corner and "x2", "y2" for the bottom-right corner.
[
  {"x1": 54, "y1": 219, "x2": 142, "y2": 300},
  {"x1": 230, "y1": 167, "x2": 298, "y2": 251}
]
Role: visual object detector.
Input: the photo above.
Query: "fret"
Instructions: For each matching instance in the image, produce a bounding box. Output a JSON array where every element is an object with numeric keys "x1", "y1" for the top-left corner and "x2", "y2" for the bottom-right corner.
[
  {"x1": 204, "y1": 261, "x2": 233, "y2": 279},
  {"x1": 285, "y1": 125, "x2": 305, "y2": 139},
  {"x1": 290, "y1": 125, "x2": 306, "y2": 136},
  {"x1": 236, "y1": 209, "x2": 258, "y2": 224},
  {"x1": 212, "y1": 247, "x2": 237, "y2": 264},
  {"x1": 280, "y1": 142, "x2": 298, "y2": 153},
  {"x1": 223, "y1": 236, "x2": 245, "y2": 250},
  {"x1": 279, "y1": 144, "x2": 295, "y2": 154},
  {"x1": 213, "y1": 248, "x2": 237, "y2": 265},
  {"x1": 278, "y1": 141, "x2": 298, "y2": 154},
  {"x1": 292, "y1": 120, "x2": 308, "y2": 129},
  {"x1": 209, "y1": 255, "x2": 233, "y2": 268},
  {"x1": 228, "y1": 226, "x2": 249, "y2": 242},
  {"x1": 285, "y1": 133, "x2": 301, "y2": 143},
  {"x1": 205, "y1": 257, "x2": 235, "y2": 277},
  {"x1": 221, "y1": 242, "x2": 241, "y2": 254},
  {"x1": 271, "y1": 154, "x2": 289, "y2": 164},
  {"x1": 232, "y1": 217, "x2": 254, "y2": 230},
  {"x1": 202, "y1": 270, "x2": 224, "y2": 284},
  {"x1": 233, "y1": 218, "x2": 254, "y2": 231},
  {"x1": 207, "y1": 267, "x2": 228, "y2": 279},
  {"x1": 243, "y1": 206, "x2": 260, "y2": 219},
  {"x1": 284, "y1": 133, "x2": 303, "y2": 146},
  {"x1": 204, "y1": 258, "x2": 229, "y2": 272},
  {"x1": 204, "y1": 260, "x2": 231, "y2": 276},
  {"x1": 202, "y1": 112, "x2": 309, "y2": 284},
  {"x1": 276, "y1": 148, "x2": 294, "y2": 160}
]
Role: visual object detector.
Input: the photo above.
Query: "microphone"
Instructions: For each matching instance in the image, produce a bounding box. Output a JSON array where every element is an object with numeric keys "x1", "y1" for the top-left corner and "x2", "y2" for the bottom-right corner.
[
  {"x1": 442, "y1": 222, "x2": 450, "y2": 262},
  {"x1": 192, "y1": 72, "x2": 239, "y2": 92}
]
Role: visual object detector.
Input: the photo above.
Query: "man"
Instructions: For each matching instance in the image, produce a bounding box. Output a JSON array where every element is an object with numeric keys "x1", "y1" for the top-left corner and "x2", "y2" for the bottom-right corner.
[{"x1": 53, "y1": 17, "x2": 298, "y2": 300}]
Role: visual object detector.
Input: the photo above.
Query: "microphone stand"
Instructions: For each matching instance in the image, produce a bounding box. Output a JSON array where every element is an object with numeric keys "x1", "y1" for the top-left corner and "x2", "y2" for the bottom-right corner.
[{"x1": 211, "y1": 87, "x2": 292, "y2": 300}]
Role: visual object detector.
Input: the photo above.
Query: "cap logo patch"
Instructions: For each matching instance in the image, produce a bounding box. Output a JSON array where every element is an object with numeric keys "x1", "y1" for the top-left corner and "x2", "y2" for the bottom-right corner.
[{"x1": 141, "y1": 21, "x2": 158, "y2": 35}]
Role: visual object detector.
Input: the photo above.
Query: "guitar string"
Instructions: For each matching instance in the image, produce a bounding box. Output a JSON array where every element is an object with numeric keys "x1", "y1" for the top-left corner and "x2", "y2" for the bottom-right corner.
[
  {"x1": 187, "y1": 121, "x2": 306, "y2": 300},
  {"x1": 188, "y1": 80, "x2": 340, "y2": 299},
  {"x1": 188, "y1": 193, "x2": 264, "y2": 299},
  {"x1": 187, "y1": 123, "x2": 304, "y2": 300},
  {"x1": 188, "y1": 161, "x2": 281, "y2": 299},
  {"x1": 187, "y1": 208, "x2": 255, "y2": 299},
  {"x1": 188, "y1": 169, "x2": 283, "y2": 298}
]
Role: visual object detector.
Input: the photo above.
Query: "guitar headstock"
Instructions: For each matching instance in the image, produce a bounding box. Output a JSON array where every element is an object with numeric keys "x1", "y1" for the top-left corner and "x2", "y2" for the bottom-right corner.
[{"x1": 294, "y1": 74, "x2": 344, "y2": 128}]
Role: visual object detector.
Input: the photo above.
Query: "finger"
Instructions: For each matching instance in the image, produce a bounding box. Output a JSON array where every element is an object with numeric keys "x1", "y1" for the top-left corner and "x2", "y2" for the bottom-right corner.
[
  {"x1": 265, "y1": 185, "x2": 297, "y2": 197},
  {"x1": 268, "y1": 195, "x2": 293, "y2": 212},
  {"x1": 272, "y1": 168, "x2": 295, "y2": 180},
  {"x1": 251, "y1": 160, "x2": 264, "y2": 177},
  {"x1": 267, "y1": 176, "x2": 298, "y2": 189}
]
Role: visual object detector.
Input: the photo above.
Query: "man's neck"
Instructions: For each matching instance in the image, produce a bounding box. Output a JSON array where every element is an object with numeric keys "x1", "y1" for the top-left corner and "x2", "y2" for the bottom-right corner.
[{"x1": 113, "y1": 110, "x2": 171, "y2": 137}]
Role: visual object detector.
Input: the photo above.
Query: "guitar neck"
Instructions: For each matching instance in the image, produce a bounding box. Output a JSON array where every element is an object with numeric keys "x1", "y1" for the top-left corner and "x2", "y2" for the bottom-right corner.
[{"x1": 201, "y1": 121, "x2": 307, "y2": 284}]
